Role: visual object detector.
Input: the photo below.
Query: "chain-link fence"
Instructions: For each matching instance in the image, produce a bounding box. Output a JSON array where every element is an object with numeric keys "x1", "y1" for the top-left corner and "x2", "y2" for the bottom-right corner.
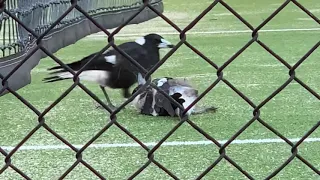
[
  {"x1": 0, "y1": 0, "x2": 162, "y2": 95},
  {"x1": 0, "y1": 0, "x2": 319, "y2": 179}
]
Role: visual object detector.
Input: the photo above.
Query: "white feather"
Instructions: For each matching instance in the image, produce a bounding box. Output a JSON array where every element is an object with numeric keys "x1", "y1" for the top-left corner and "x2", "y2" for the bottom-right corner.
[
  {"x1": 132, "y1": 94, "x2": 147, "y2": 111},
  {"x1": 104, "y1": 55, "x2": 116, "y2": 64},
  {"x1": 137, "y1": 73, "x2": 146, "y2": 85},
  {"x1": 180, "y1": 94, "x2": 197, "y2": 115},
  {"x1": 169, "y1": 86, "x2": 197, "y2": 115},
  {"x1": 157, "y1": 78, "x2": 168, "y2": 86},
  {"x1": 151, "y1": 88, "x2": 158, "y2": 116},
  {"x1": 58, "y1": 70, "x2": 109, "y2": 86},
  {"x1": 135, "y1": 37, "x2": 146, "y2": 45}
]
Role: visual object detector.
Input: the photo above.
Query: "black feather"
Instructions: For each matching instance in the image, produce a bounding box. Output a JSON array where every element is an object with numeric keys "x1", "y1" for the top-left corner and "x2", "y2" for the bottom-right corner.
[
  {"x1": 132, "y1": 76, "x2": 217, "y2": 117},
  {"x1": 42, "y1": 76, "x2": 66, "y2": 83},
  {"x1": 43, "y1": 34, "x2": 174, "y2": 103},
  {"x1": 156, "y1": 92, "x2": 186, "y2": 117}
]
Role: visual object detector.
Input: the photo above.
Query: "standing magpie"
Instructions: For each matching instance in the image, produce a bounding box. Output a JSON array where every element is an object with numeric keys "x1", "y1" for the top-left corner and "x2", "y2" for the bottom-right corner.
[
  {"x1": 43, "y1": 34, "x2": 174, "y2": 110},
  {"x1": 131, "y1": 73, "x2": 217, "y2": 117}
]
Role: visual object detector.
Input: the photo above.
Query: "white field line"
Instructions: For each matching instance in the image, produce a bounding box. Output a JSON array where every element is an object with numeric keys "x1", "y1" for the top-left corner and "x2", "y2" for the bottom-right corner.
[
  {"x1": 88, "y1": 28, "x2": 320, "y2": 38},
  {"x1": 1, "y1": 137, "x2": 320, "y2": 151}
]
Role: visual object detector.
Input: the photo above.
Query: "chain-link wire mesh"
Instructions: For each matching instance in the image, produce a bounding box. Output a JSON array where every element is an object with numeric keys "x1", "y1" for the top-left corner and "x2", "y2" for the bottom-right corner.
[
  {"x1": 0, "y1": 0, "x2": 319, "y2": 179},
  {"x1": 0, "y1": 0, "x2": 158, "y2": 58},
  {"x1": 0, "y1": 0, "x2": 162, "y2": 96}
]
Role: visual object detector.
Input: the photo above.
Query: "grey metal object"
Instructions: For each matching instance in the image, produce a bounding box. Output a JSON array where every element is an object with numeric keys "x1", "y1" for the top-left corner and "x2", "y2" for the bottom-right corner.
[{"x1": 0, "y1": 0, "x2": 163, "y2": 96}]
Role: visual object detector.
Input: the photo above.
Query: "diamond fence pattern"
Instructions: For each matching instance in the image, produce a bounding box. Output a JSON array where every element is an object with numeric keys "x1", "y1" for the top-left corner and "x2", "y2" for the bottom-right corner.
[{"x1": 0, "y1": 0, "x2": 319, "y2": 179}]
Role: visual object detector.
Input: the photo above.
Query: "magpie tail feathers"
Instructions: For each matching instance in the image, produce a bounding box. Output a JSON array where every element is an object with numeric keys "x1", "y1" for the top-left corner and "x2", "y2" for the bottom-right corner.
[
  {"x1": 47, "y1": 60, "x2": 83, "y2": 72},
  {"x1": 48, "y1": 69, "x2": 68, "y2": 75},
  {"x1": 43, "y1": 71, "x2": 74, "y2": 83},
  {"x1": 42, "y1": 75, "x2": 69, "y2": 83},
  {"x1": 44, "y1": 59, "x2": 85, "y2": 83},
  {"x1": 47, "y1": 65, "x2": 63, "y2": 71}
]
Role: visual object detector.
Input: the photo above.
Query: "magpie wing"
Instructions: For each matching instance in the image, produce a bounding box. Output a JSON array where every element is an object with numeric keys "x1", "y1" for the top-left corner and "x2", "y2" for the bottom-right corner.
[
  {"x1": 47, "y1": 52, "x2": 115, "y2": 74},
  {"x1": 48, "y1": 40, "x2": 150, "y2": 74},
  {"x1": 105, "y1": 42, "x2": 149, "y2": 72},
  {"x1": 154, "y1": 79, "x2": 186, "y2": 117},
  {"x1": 154, "y1": 92, "x2": 176, "y2": 117}
]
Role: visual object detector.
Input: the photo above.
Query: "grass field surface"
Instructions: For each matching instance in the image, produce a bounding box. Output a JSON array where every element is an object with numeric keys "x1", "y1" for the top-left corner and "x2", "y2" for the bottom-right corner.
[{"x1": 1, "y1": 0, "x2": 320, "y2": 179}]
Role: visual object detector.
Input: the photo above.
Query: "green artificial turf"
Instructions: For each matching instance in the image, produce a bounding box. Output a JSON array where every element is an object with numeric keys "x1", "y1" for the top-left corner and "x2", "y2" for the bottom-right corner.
[{"x1": 0, "y1": 0, "x2": 319, "y2": 179}]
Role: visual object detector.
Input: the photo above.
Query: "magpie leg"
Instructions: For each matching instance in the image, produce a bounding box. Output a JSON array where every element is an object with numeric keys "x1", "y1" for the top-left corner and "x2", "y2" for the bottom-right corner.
[
  {"x1": 100, "y1": 86, "x2": 114, "y2": 106},
  {"x1": 122, "y1": 88, "x2": 131, "y2": 98},
  {"x1": 93, "y1": 86, "x2": 116, "y2": 110},
  {"x1": 94, "y1": 86, "x2": 128, "y2": 111}
]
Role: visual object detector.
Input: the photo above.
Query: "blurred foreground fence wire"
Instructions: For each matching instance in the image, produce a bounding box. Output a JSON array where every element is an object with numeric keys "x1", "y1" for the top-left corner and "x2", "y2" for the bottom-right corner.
[{"x1": 0, "y1": 0, "x2": 319, "y2": 179}]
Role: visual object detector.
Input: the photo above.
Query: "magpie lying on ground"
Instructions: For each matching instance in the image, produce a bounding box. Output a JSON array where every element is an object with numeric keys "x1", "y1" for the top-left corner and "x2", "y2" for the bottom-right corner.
[
  {"x1": 131, "y1": 73, "x2": 217, "y2": 117},
  {"x1": 43, "y1": 34, "x2": 174, "y2": 110}
]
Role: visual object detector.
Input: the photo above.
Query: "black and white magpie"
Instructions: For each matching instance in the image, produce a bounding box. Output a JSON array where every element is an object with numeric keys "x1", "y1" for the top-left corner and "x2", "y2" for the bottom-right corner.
[
  {"x1": 43, "y1": 33, "x2": 174, "y2": 110},
  {"x1": 131, "y1": 73, "x2": 217, "y2": 117}
]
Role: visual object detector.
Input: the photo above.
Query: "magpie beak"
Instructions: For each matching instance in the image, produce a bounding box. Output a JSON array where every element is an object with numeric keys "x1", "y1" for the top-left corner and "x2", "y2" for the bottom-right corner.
[{"x1": 158, "y1": 39, "x2": 174, "y2": 48}]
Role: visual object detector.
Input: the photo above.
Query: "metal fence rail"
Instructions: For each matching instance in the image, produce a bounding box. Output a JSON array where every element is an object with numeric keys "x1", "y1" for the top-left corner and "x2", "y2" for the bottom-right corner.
[
  {"x1": 0, "y1": 0, "x2": 154, "y2": 57},
  {"x1": 0, "y1": 0, "x2": 162, "y2": 96},
  {"x1": 0, "y1": 0, "x2": 319, "y2": 179},
  {"x1": 0, "y1": 0, "x2": 155, "y2": 58}
]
